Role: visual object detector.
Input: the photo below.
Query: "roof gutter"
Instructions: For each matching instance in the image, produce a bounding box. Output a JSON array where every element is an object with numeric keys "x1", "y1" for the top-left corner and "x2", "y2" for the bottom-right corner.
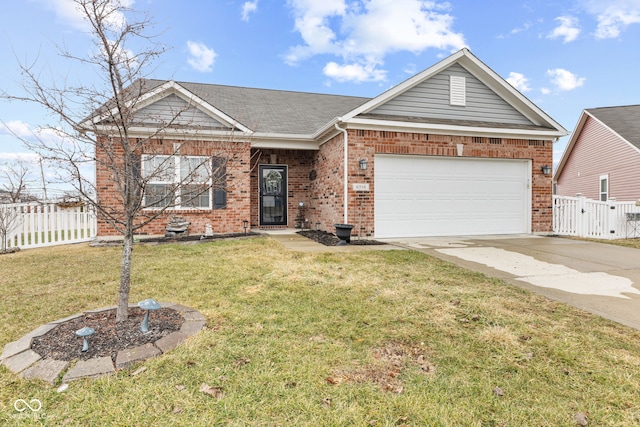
[{"x1": 335, "y1": 120, "x2": 348, "y2": 224}]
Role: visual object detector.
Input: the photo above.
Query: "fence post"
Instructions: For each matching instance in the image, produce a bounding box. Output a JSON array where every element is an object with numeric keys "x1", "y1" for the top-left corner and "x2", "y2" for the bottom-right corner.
[
  {"x1": 576, "y1": 195, "x2": 586, "y2": 237},
  {"x1": 606, "y1": 198, "x2": 617, "y2": 239}
]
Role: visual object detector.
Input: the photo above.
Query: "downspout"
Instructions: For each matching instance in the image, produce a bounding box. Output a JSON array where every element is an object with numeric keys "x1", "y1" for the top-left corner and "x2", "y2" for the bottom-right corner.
[{"x1": 335, "y1": 120, "x2": 348, "y2": 224}]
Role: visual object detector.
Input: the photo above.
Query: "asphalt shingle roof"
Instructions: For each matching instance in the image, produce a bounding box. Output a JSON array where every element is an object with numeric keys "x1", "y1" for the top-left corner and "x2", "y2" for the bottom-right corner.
[
  {"x1": 587, "y1": 105, "x2": 640, "y2": 150},
  {"x1": 141, "y1": 79, "x2": 371, "y2": 135}
]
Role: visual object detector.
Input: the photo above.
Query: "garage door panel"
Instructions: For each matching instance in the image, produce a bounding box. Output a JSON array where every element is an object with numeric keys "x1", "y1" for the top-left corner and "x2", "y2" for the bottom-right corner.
[{"x1": 375, "y1": 155, "x2": 530, "y2": 238}]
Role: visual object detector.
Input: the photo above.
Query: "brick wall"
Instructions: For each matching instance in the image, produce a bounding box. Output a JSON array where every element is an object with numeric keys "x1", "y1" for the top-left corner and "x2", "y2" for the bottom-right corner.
[
  {"x1": 96, "y1": 137, "x2": 252, "y2": 236},
  {"x1": 97, "y1": 130, "x2": 553, "y2": 238},
  {"x1": 309, "y1": 135, "x2": 346, "y2": 231},
  {"x1": 315, "y1": 130, "x2": 553, "y2": 237}
]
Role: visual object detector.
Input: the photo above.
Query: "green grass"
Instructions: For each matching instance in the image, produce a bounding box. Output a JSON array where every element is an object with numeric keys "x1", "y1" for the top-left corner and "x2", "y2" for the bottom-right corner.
[
  {"x1": 2, "y1": 237, "x2": 640, "y2": 426},
  {"x1": 592, "y1": 237, "x2": 640, "y2": 250}
]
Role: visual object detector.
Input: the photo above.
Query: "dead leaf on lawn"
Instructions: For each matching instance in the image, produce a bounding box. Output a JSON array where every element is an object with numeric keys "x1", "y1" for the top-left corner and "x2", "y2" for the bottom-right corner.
[
  {"x1": 492, "y1": 386, "x2": 504, "y2": 397},
  {"x1": 326, "y1": 376, "x2": 343, "y2": 385},
  {"x1": 574, "y1": 412, "x2": 588, "y2": 426},
  {"x1": 200, "y1": 383, "x2": 225, "y2": 399},
  {"x1": 331, "y1": 342, "x2": 435, "y2": 393},
  {"x1": 233, "y1": 357, "x2": 251, "y2": 367},
  {"x1": 172, "y1": 407, "x2": 182, "y2": 414},
  {"x1": 175, "y1": 385, "x2": 186, "y2": 391},
  {"x1": 131, "y1": 366, "x2": 147, "y2": 376}
]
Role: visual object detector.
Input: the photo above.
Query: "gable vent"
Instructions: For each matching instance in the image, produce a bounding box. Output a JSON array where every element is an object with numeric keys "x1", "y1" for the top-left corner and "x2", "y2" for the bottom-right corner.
[{"x1": 450, "y1": 75, "x2": 466, "y2": 106}]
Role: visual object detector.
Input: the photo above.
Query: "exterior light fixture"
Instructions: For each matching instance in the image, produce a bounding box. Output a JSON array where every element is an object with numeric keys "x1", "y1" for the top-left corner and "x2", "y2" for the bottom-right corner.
[
  {"x1": 359, "y1": 159, "x2": 368, "y2": 170},
  {"x1": 243, "y1": 220, "x2": 249, "y2": 235},
  {"x1": 541, "y1": 164, "x2": 552, "y2": 176}
]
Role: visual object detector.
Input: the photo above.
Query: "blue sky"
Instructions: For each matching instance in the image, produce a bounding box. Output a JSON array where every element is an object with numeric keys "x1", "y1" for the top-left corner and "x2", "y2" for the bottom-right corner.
[{"x1": 1, "y1": 0, "x2": 640, "y2": 196}]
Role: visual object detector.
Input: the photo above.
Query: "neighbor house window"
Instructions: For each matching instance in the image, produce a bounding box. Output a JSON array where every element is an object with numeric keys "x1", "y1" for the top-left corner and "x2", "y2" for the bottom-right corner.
[
  {"x1": 142, "y1": 155, "x2": 226, "y2": 209},
  {"x1": 599, "y1": 175, "x2": 609, "y2": 201}
]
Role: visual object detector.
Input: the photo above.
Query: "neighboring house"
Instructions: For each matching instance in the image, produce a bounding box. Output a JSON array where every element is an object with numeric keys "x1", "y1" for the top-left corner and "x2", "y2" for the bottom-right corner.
[
  {"x1": 555, "y1": 105, "x2": 640, "y2": 202},
  {"x1": 92, "y1": 48, "x2": 567, "y2": 239}
]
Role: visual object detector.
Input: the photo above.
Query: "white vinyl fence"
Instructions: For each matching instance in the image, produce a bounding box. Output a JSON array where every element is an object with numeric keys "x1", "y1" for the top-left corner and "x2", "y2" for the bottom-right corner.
[
  {"x1": 1, "y1": 202, "x2": 97, "y2": 250},
  {"x1": 553, "y1": 195, "x2": 640, "y2": 240}
]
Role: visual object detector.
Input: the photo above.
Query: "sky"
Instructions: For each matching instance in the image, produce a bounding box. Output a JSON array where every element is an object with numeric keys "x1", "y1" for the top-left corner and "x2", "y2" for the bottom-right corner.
[{"x1": 1, "y1": 0, "x2": 640, "y2": 197}]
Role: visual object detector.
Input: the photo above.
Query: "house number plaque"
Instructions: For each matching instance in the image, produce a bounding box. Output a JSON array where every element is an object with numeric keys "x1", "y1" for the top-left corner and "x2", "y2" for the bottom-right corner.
[{"x1": 352, "y1": 183, "x2": 370, "y2": 192}]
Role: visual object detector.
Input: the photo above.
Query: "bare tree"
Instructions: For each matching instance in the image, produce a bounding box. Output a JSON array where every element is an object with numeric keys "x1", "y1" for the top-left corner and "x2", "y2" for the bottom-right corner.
[
  {"x1": 0, "y1": 205, "x2": 20, "y2": 252},
  {"x1": 2, "y1": 0, "x2": 247, "y2": 322},
  {"x1": 0, "y1": 161, "x2": 33, "y2": 203}
]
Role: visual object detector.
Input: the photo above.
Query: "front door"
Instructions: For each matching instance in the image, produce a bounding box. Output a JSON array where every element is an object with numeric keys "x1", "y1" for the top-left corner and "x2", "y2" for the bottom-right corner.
[{"x1": 259, "y1": 165, "x2": 287, "y2": 226}]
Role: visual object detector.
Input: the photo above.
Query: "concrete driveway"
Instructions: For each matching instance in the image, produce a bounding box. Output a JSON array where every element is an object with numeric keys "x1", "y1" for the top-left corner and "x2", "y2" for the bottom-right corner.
[{"x1": 383, "y1": 235, "x2": 640, "y2": 330}]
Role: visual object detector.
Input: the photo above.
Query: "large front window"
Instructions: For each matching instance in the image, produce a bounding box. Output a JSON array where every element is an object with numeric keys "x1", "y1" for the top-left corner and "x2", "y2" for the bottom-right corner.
[{"x1": 142, "y1": 155, "x2": 216, "y2": 209}]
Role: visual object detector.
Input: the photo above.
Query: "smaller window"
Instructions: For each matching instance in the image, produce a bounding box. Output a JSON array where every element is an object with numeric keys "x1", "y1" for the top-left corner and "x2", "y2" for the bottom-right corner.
[{"x1": 599, "y1": 175, "x2": 609, "y2": 201}]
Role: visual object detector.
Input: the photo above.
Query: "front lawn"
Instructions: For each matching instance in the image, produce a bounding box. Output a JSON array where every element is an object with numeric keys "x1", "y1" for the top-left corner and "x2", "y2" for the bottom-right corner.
[{"x1": 1, "y1": 237, "x2": 640, "y2": 426}]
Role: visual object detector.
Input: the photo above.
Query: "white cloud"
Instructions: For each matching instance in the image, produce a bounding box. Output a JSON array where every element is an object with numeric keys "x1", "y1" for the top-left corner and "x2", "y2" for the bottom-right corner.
[
  {"x1": 547, "y1": 68, "x2": 586, "y2": 91},
  {"x1": 584, "y1": 0, "x2": 640, "y2": 39},
  {"x1": 548, "y1": 16, "x2": 581, "y2": 42},
  {"x1": 0, "y1": 152, "x2": 40, "y2": 163},
  {"x1": 0, "y1": 120, "x2": 33, "y2": 138},
  {"x1": 241, "y1": 1, "x2": 259, "y2": 21},
  {"x1": 323, "y1": 61, "x2": 387, "y2": 82},
  {"x1": 506, "y1": 72, "x2": 532, "y2": 92},
  {"x1": 0, "y1": 120, "x2": 69, "y2": 147},
  {"x1": 187, "y1": 41, "x2": 217, "y2": 72},
  {"x1": 510, "y1": 21, "x2": 532, "y2": 35},
  {"x1": 286, "y1": 0, "x2": 466, "y2": 83}
]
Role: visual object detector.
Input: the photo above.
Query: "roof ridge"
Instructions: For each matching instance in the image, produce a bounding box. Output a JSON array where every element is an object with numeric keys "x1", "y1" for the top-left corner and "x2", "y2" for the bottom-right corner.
[
  {"x1": 587, "y1": 104, "x2": 640, "y2": 111},
  {"x1": 147, "y1": 78, "x2": 371, "y2": 101}
]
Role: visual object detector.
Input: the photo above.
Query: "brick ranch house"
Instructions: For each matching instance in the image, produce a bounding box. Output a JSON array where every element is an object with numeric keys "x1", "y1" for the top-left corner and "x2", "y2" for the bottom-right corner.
[{"x1": 91, "y1": 48, "x2": 567, "y2": 239}]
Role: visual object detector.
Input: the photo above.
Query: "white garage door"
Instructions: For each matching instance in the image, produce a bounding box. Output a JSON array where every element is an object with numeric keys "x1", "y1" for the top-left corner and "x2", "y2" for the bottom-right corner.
[{"x1": 375, "y1": 155, "x2": 530, "y2": 238}]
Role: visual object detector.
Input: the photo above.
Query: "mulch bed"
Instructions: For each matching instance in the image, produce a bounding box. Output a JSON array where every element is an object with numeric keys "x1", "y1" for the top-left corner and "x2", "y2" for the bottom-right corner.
[
  {"x1": 0, "y1": 247, "x2": 20, "y2": 255},
  {"x1": 90, "y1": 232, "x2": 261, "y2": 247},
  {"x1": 297, "y1": 230, "x2": 386, "y2": 246},
  {"x1": 31, "y1": 307, "x2": 184, "y2": 363}
]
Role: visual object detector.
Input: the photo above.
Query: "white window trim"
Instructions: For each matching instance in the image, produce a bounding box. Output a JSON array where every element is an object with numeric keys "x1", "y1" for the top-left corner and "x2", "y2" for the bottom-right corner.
[
  {"x1": 143, "y1": 154, "x2": 212, "y2": 210},
  {"x1": 599, "y1": 174, "x2": 609, "y2": 202}
]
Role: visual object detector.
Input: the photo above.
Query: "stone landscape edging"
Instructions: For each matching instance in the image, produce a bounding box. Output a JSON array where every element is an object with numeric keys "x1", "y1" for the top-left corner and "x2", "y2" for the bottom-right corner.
[{"x1": 0, "y1": 302, "x2": 206, "y2": 385}]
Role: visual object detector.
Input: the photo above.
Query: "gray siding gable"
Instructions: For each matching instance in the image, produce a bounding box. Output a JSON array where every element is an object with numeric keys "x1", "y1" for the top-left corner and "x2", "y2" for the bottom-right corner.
[
  {"x1": 133, "y1": 93, "x2": 230, "y2": 130},
  {"x1": 368, "y1": 63, "x2": 534, "y2": 126}
]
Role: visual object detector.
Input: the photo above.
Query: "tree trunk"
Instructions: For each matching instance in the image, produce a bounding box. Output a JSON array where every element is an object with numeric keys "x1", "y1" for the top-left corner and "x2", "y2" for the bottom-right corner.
[{"x1": 116, "y1": 229, "x2": 134, "y2": 322}]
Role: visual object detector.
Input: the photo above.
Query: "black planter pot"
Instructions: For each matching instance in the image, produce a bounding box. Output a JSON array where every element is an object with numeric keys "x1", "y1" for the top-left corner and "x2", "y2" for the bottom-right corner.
[{"x1": 334, "y1": 223, "x2": 354, "y2": 246}]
